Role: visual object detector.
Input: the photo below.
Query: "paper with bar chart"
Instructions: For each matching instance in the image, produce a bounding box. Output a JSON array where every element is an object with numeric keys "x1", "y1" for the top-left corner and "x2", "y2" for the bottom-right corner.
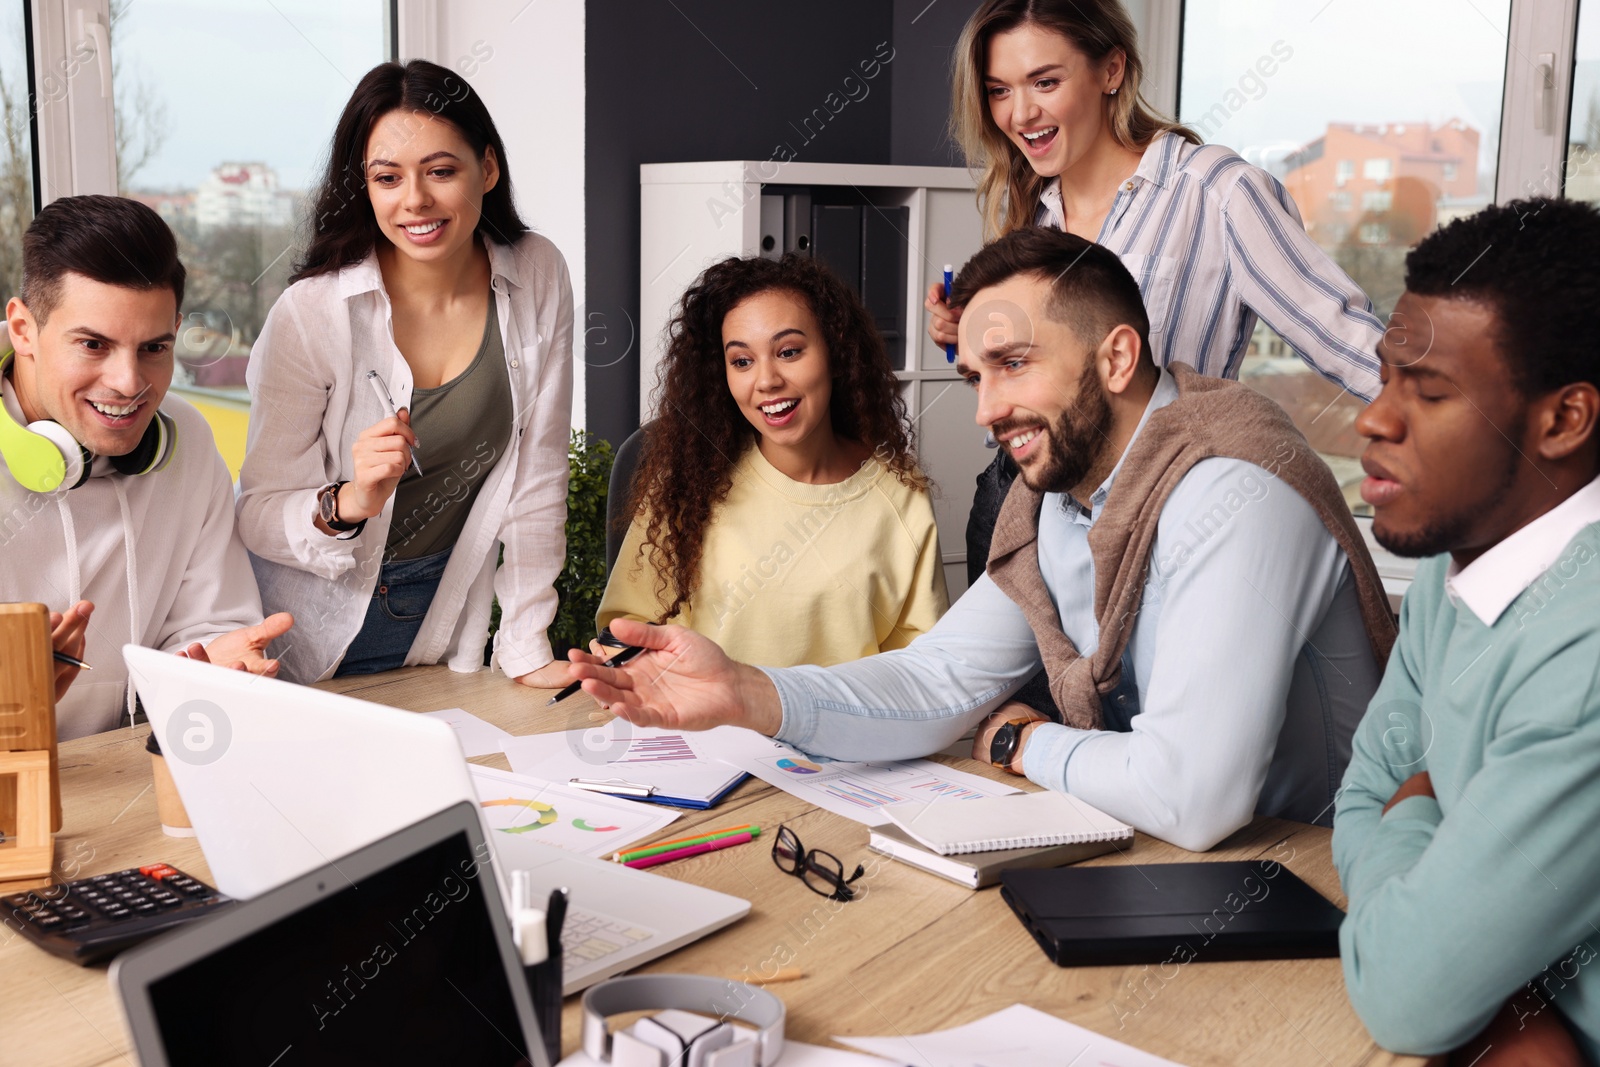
[
  {"x1": 501, "y1": 723, "x2": 748, "y2": 808},
  {"x1": 697, "y1": 730, "x2": 1020, "y2": 827},
  {"x1": 468, "y1": 766, "x2": 679, "y2": 857}
]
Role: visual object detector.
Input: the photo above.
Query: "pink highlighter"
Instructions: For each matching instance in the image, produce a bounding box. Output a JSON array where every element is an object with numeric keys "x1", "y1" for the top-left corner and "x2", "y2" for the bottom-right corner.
[{"x1": 622, "y1": 831, "x2": 755, "y2": 869}]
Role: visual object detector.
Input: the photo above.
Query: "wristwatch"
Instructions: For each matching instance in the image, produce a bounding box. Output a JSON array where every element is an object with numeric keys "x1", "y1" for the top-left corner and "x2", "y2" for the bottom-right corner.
[
  {"x1": 988, "y1": 717, "x2": 1037, "y2": 770},
  {"x1": 317, "y1": 481, "x2": 365, "y2": 534}
]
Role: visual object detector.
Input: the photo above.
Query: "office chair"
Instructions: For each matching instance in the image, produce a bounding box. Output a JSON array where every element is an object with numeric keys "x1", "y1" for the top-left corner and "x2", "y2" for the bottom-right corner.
[{"x1": 604, "y1": 422, "x2": 651, "y2": 578}]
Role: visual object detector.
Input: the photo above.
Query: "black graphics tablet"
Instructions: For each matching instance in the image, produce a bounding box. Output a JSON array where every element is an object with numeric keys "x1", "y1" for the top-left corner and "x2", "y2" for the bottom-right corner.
[{"x1": 1001, "y1": 860, "x2": 1344, "y2": 967}]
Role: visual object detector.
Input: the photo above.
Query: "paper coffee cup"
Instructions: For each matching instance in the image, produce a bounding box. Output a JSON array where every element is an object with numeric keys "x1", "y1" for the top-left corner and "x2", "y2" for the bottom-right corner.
[{"x1": 150, "y1": 752, "x2": 196, "y2": 838}]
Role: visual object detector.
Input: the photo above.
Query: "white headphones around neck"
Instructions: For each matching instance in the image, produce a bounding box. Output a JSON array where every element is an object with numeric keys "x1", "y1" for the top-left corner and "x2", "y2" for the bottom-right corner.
[
  {"x1": 582, "y1": 974, "x2": 786, "y2": 1067},
  {"x1": 0, "y1": 350, "x2": 177, "y2": 492}
]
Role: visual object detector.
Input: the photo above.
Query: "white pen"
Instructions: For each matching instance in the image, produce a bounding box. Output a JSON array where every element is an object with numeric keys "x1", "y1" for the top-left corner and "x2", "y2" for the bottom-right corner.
[{"x1": 366, "y1": 369, "x2": 424, "y2": 478}]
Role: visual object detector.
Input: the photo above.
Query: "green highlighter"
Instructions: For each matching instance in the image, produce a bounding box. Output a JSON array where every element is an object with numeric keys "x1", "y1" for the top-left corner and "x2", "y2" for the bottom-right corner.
[{"x1": 615, "y1": 825, "x2": 762, "y2": 863}]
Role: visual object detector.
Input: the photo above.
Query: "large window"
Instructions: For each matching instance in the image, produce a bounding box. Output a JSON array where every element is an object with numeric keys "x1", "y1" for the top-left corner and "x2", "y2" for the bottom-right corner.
[
  {"x1": 1572, "y1": 0, "x2": 1600, "y2": 202},
  {"x1": 1, "y1": 1, "x2": 35, "y2": 306},
  {"x1": 1179, "y1": 0, "x2": 1511, "y2": 513},
  {"x1": 105, "y1": 0, "x2": 389, "y2": 475}
]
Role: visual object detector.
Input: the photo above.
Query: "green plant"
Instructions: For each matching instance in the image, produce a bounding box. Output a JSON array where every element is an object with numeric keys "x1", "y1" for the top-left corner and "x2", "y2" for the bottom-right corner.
[
  {"x1": 486, "y1": 429, "x2": 615, "y2": 662},
  {"x1": 550, "y1": 429, "x2": 615, "y2": 655}
]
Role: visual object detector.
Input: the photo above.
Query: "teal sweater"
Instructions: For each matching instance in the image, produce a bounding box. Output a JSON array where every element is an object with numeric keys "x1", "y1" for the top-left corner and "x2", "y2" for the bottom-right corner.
[{"x1": 1333, "y1": 522, "x2": 1600, "y2": 1058}]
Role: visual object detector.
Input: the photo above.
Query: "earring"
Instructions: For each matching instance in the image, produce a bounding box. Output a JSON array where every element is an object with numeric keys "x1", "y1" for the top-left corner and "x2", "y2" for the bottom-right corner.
[{"x1": 1109, "y1": 87, "x2": 1120, "y2": 96}]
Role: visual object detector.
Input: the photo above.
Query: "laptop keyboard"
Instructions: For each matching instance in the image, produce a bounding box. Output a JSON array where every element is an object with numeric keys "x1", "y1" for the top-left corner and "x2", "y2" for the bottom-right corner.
[{"x1": 561, "y1": 907, "x2": 657, "y2": 974}]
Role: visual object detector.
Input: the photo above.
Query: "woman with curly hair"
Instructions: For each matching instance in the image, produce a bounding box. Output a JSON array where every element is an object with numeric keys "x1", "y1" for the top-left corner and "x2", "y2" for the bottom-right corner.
[{"x1": 597, "y1": 253, "x2": 948, "y2": 666}]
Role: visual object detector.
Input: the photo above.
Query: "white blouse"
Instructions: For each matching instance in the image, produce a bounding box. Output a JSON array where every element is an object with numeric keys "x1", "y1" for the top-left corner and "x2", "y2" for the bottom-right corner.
[{"x1": 236, "y1": 233, "x2": 574, "y2": 682}]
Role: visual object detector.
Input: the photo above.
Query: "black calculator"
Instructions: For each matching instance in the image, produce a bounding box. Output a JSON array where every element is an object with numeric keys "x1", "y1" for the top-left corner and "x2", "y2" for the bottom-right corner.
[{"x1": 2, "y1": 863, "x2": 234, "y2": 965}]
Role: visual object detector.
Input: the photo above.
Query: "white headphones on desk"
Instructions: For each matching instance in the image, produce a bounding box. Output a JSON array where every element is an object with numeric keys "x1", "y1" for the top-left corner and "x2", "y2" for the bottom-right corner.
[{"x1": 582, "y1": 974, "x2": 786, "y2": 1067}]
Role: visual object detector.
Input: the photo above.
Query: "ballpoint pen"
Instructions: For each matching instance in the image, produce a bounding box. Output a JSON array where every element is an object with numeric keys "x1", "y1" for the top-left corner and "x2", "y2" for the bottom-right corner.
[
  {"x1": 545, "y1": 642, "x2": 647, "y2": 705},
  {"x1": 569, "y1": 777, "x2": 655, "y2": 797},
  {"x1": 365, "y1": 369, "x2": 425, "y2": 479},
  {"x1": 53, "y1": 650, "x2": 92, "y2": 671},
  {"x1": 942, "y1": 264, "x2": 956, "y2": 363}
]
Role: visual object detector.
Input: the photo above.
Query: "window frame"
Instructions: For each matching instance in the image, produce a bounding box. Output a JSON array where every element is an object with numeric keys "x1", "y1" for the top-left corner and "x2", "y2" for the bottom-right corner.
[
  {"x1": 30, "y1": 0, "x2": 116, "y2": 203},
  {"x1": 28, "y1": 0, "x2": 402, "y2": 201}
]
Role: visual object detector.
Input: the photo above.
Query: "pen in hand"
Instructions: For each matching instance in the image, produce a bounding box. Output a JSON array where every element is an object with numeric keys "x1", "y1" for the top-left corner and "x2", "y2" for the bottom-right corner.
[
  {"x1": 546, "y1": 643, "x2": 647, "y2": 706},
  {"x1": 942, "y1": 264, "x2": 956, "y2": 364},
  {"x1": 53, "y1": 650, "x2": 92, "y2": 671},
  {"x1": 366, "y1": 370, "x2": 424, "y2": 479}
]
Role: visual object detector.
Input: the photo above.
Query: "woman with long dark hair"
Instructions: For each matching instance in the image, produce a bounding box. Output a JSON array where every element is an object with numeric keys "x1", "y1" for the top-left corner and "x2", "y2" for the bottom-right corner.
[
  {"x1": 237, "y1": 60, "x2": 574, "y2": 685},
  {"x1": 598, "y1": 254, "x2": 947, "y2": 665}
]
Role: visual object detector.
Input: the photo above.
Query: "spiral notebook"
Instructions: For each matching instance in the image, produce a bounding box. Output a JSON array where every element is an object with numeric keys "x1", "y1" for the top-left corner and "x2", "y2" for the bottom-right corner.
[{"x1": 884, "y1": 791, "x2": 1133, "y2": 856}]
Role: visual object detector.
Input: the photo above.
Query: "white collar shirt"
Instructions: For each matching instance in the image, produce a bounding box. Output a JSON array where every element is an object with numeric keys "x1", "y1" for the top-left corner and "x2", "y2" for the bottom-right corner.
[
  {"x1": 1446, "y1": 474, "x2": 1600, "y2": 626},
  {"x1": 235, "y1": 233, "x2": 573, "y2": 683}
]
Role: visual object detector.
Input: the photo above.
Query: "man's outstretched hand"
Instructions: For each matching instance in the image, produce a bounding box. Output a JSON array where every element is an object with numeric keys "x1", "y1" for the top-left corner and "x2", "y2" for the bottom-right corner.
[
  {"x1": 566, "y1": 617, "x2": 782, "y2": 735},
  {"x1": 181, "y1": 613, "x2": 294, "y2": 677}
]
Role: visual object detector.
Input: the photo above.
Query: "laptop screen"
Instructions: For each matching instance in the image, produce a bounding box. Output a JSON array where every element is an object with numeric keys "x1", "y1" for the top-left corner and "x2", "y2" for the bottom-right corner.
[{"x1": 146, "y1": 828, "x2": 534, "y2": 1066}]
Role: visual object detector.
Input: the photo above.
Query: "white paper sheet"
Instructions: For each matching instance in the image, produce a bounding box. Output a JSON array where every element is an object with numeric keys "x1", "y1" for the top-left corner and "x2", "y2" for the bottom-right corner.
[
  {"x1": 468, "y1": 765, "x2": 678, "y2": 858},
  {"x1": 421, "y1": 707, "x2": 514, "y2": 758},
  {"x1": 697, "y1": 729, "x2": 1020, "y2": 827},
  {"x1": 502, "y1": 723, "x2": 747, "y2": 806},
  {"x1": 558, "y1": 1039, "x2": 900, "y2": 1066},
  {"x1": 837, "y1": 1004, "x2": 1185, "y2": 1067}
]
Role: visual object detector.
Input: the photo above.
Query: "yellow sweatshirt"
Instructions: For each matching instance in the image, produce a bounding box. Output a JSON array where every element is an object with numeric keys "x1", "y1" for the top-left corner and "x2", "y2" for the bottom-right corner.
[{"x1": 599, "y1": 445, "x2": 949, "y2": 667}]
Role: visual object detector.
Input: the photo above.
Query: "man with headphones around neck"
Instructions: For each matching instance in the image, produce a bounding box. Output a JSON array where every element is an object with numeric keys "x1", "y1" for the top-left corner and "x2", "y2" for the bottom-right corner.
[{"x1": 1, "y1": 195, "x2": 291, "y2": 740}]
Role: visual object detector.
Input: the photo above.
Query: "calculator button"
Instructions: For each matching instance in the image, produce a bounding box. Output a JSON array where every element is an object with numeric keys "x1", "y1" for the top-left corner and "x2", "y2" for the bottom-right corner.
[
  {"x1": 104, "y1": 907, "x2": 131, "y2": 920},
  {"x1": 34, "y1": 914, "x2": 62, "y2": 928}
]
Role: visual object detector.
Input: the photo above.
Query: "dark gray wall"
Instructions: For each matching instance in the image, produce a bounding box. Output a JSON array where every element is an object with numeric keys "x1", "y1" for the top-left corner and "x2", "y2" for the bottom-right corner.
[
  {"x1": 584, "y1": 1, "x2": 971, "y2": 445},
  {"x1": 890, "y1": 0, "x2": 969, "y2": 167}
]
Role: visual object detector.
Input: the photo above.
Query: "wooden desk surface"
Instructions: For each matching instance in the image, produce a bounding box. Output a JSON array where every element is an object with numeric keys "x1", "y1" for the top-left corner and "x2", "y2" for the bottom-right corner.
[{"x1": 0, "y1": 666, "x2": 1427, "y2": 1067}]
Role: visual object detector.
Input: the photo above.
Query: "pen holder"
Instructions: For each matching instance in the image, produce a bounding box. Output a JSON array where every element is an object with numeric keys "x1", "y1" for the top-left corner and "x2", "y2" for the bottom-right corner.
[
  {"x1": 524, "y1": 944, "x2": 563, "y2": 1064},
  {"x1": 517, "y1": 879, "x2": 566, "y2": 1066}
]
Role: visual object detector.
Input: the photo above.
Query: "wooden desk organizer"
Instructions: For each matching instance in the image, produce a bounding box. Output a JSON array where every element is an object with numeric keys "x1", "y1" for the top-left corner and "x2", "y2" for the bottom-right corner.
[{"x1": 0, "y1": 603, "x2": 62, "y2": 880}]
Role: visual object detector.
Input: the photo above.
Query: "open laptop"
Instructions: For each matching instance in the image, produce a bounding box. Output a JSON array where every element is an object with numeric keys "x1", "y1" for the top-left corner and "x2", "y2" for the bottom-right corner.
[
  {"x1": 123, "y1": 645, "x2": 749, "y2": 992},
  {"x1": 112, "y1": 801, "x2": 551, "y2": 1067}
]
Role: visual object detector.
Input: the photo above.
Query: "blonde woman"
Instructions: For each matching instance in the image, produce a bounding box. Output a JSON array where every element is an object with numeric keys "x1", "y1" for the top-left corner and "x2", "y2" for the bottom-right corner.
[
  {"x1": 930, "y1": 0, "x2": 1379, "y2": 392},
  {"x1": 935, "y1": 0, "x2": 1383, "y2": 723}
]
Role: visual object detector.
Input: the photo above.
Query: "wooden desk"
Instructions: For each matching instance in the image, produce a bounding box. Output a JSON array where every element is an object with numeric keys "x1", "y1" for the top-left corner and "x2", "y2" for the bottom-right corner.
[{"x1": 0, "y1": 666, "x2": 1427, "y2": 1067}]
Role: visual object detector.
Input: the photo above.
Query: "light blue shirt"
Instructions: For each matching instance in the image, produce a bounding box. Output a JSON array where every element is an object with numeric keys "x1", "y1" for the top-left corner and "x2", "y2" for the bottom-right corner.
[{"x1": 766, "y1": 370, "x2": 1381, "y2": 850}]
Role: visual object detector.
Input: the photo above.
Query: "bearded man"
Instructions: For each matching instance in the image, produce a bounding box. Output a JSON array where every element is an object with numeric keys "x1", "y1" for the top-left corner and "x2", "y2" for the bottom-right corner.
[{"x1": 567, "y1": 228, "x2": 1394, "y2": 852}]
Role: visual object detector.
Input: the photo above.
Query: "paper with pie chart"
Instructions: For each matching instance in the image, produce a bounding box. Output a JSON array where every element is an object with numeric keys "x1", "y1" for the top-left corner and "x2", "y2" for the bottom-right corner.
[
  {"x1": 698, "y1": 730, "x2": 1020, "y2": 827},
  {"x1": 468, "y1": 766, "x2": 679, "y2": 858},
  {"x1": 501, "y1": 723, "x2": 749, "y2": 808}
]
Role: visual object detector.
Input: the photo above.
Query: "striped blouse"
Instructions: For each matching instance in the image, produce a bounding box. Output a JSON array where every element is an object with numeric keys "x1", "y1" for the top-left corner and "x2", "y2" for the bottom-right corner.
[{"x1": 1037, "y1": 131, "x2": 1383, "y2": 400}]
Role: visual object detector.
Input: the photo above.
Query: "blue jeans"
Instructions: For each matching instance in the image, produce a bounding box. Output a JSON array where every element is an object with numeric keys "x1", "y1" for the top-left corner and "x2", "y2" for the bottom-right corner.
[{"x1": 335, "y1": 547, "x2": 452, "y2": 676}]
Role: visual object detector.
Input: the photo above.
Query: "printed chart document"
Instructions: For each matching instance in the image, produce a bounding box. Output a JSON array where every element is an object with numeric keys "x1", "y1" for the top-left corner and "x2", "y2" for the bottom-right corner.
[
  {"x1": 700, "y1": 729, "x2": 1019, "y2": 827},
  {"x1": 837, "y1": 1004, "x2": 1184, "y2": 1067},
  {"x1": 503, "y1": 722, "x2": 747, "y2": 807},
  {"x1": 468, "y1": 765, "x2": 678, "y2": 859},
  {"x1": 421, "y1": 707, "x2": 514, "y2": 758}
]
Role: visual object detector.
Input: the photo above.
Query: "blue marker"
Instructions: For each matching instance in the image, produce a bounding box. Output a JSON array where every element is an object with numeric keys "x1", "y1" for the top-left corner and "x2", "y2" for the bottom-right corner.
[{"x1": 942, "y1": 264, "x2": 956, "y2": 363}]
